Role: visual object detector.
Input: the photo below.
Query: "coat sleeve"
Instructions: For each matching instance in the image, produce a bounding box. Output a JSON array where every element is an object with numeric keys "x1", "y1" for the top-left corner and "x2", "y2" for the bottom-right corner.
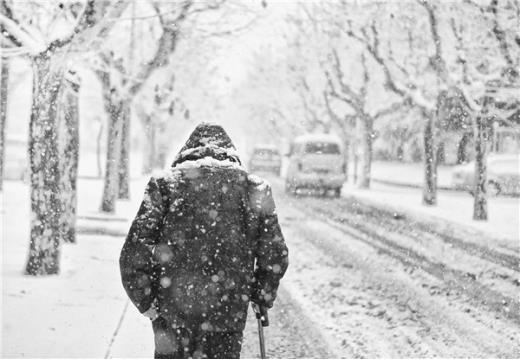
[
  {"x1": 250, "y1": 183, "x2": 289, "y2": 308},
  {"x1": 119, "y1": 177, "x2": 166, "y2": 313}
]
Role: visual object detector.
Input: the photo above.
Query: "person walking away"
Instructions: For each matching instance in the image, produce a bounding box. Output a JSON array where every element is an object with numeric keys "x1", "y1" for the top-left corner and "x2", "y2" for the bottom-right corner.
[{"x1": 119, "y1": 123, "x2": 289, "y2": 359}]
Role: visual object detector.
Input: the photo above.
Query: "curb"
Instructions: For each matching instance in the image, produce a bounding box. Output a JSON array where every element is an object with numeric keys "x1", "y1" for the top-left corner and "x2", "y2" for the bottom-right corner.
[{"x1": 371, "y1": 178, "x2": 459, "y2": 192}]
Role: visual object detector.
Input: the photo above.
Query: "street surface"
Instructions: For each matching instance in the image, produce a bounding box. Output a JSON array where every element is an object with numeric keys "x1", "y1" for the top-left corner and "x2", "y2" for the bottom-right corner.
[
  {"x1": 2, "y1": 177, "x2": 519, "y2": 358},
  {"x1": 264, "y1": 176, "x2": 519, "y2": 358}
]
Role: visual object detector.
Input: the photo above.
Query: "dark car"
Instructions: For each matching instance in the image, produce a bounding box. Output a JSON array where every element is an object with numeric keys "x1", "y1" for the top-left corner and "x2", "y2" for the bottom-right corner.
[{"x1": 248, "y1": 145, "x2": 281, "y2": 175}]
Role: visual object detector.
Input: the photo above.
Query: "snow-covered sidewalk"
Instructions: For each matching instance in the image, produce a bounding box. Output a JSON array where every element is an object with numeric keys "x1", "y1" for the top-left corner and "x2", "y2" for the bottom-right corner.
[
  {"x1": 1, "y1": 179, "x2": 154, "y2": 358},
  {"x1": 342, "y1": 182, "x2": 519, "y2": 246},
  {"x1": 3, "y1": 178, "x2": 329, "y2": 359},
  {"x1": 369, "y1": 161, "x2": 455, "y2": 189}
]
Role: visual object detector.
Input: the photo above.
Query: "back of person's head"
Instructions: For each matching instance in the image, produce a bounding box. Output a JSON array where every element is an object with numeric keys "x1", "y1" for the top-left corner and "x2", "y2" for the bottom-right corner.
[{"x1": 180, "y1": 123, "x2": 235, "y2": 152}]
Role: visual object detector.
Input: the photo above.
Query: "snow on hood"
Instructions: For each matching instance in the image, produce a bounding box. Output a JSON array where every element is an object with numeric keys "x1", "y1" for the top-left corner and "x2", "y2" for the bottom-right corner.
[{"x1": 171, "y1": 123, "x2": 242, "y2": 168}]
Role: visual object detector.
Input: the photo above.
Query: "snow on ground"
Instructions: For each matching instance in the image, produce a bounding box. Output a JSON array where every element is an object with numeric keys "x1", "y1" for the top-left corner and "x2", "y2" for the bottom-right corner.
[
  {"x1": 267, "y1": 175, "x2": 519, "y2": 358},
  {"x1": 370, "y1": 161, "x2": 454, "y2": 188},
  {"x1": 343, "y1": 182, "x2": 519, "y2": 244},
  {"x1": 2, "y1": 166, "x2": 518, "y2": 358},
  {"x1": 1, "y1": 179, "x2": 145, "y2": 358},
  {"x1": 1, "y1": 178, "x2": 331, "y2": 358}
]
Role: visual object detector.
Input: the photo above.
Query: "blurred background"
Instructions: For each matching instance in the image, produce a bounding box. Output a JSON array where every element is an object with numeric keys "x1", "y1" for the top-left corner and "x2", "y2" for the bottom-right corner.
[{"x1": 1, "y1": 0, "x2": 519, "y2": 358}]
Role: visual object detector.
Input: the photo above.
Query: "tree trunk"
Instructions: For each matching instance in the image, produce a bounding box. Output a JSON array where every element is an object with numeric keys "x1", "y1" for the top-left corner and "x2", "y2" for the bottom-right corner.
[
  {"x1": 96, "y1": 121, "x2": 104, "y2": 178},
  {"x1": 358, "y1": 116, "x2": 373, "y2": 189},
  {"x1": 396, "y1": 142, "x2": 404, "y2": 162},
  {"x1": 423, "y1": 114, "x2": 437, "y2": 206},
  {"x1": 155, "y1": 127, "x2": 168, "y2": 170},
  {"x1": 100, "y1": 99, "x2": 124, "y2": 213},
  {"x1": 352, "y1": 147, "x2": 359, "y2": 184},
  {"x1": 473, "y1": 114, "x2": 489, "y2": 221},
  {"x1": 141, "y1": 117, "x2": 156, "y2": 175},
  {"x1": 155, "y1": 150, "x2": 167, "y2": 169},
  {"x1": 343, "y1": 138, "x2": 350, "y2": 178},
  {"x1": 352, "y1": 117, "x2": 360, "y2": 184},
  {"x1": 25, "y1": 54, "x2": 64, "y2": 275},
  {"x1": 436, "y1": 141, "x2": 445, "y2": 165},
  {"x1": 118, "y1": 102, "x2": 130, "y2": 199},
  {"x1": 58, "y1": 78, "x2": 80, "y2": 244},
  {"x1": 457, "y1": 132, "x2": 471, "y2": 164},
  {"x1": 0, "y1": 58, "x2": 9, "y2": 190}
]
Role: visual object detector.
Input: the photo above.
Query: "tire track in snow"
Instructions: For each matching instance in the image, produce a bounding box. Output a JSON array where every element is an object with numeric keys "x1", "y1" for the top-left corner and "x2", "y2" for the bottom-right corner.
[
  {"x1": 303, "y1": 202, "x2": 520, "y2": 325},
  {"x1": 266, "y1": 176, "x2": 519, "y2": 326},
  {"x1": 263, "y1": 178, "x2": 518, "y2": 358},
  {"x1": 241, "y1": 286, "x2": 337, "y2": 358}
]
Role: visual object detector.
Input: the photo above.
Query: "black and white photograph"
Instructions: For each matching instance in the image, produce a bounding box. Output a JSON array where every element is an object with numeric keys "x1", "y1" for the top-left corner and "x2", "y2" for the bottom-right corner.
[{"x1": 1, "y1": 0, "x2": 519, "y2": 358}]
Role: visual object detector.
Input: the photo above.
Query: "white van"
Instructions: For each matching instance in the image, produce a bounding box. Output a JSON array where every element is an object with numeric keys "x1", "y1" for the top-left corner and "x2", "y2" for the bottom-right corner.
[{"x1": 285, "y1": 134, "x2": 346, "y2": 197}]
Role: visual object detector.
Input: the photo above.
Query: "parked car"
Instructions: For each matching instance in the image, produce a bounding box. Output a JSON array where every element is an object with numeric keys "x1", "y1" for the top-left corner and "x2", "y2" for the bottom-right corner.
[
  {"x1": 451, "y1": 153, "x2": 520, "y2": 196},
  {"x1": 285, "y1": 134, "x2": 346, "y2": 197},
  {"x1": 248, "y1": 144, "x2": 281, "y2": 175},
  {"x1": 4, "y1": 135, "x2": 28, "y2": 181}
]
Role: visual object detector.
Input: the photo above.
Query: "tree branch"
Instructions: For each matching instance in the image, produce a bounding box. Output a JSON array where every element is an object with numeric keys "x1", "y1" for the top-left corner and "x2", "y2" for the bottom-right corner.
[
  {"x1": 325, "y1": 70, "x2": 356, "y2": 109},
  {"x1": 0, "y1": 13, "x2": 45, "y2": 53},
  {"x1": 47, "y1": 0, "x2": 96, "y2": 51},
  {"x1": 0, "y1": 0, "x2": 23, "y2": 47},
  {"x1": 128, "y1": 1, "x2": 194, "y2": 96},
  {"x1": 344, "y1": 20, "x2": 435, "y2": 112},
  {"x1": 329, "y1": 48, "x2": 363, "y2": 110},
  {"x1": 372, "y1": 100, "x2": 409, "y2": 119}
]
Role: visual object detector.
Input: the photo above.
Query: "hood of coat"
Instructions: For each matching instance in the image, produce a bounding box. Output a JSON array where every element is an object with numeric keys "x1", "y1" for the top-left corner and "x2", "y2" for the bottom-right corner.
[{"x1": 171, "y1": 123, "x2": 241, "y2": 168}]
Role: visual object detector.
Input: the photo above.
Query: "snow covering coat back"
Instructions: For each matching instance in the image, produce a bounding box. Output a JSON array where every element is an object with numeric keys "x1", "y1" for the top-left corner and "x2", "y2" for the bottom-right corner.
[{"x1": 120, "y1": 123, "x2": 289, "y2": 332}]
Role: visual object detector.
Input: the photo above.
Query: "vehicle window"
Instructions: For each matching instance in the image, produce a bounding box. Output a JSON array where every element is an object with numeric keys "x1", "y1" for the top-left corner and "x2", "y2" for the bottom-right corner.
[
  {"x1": 253, "y1": 148, "x2": 279, "y2": 156},
  {"x1": 304, "y1": 142, "x2": 340, "y2": 154}
]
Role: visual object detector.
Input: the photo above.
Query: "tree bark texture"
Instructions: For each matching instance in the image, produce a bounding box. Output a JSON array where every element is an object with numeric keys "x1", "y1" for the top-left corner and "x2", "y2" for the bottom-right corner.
[
  {"x1": 457, "y1": 132, "x2": 471, "y2": 164},
  {"x1": 58, "y1": 78, "x2": 80, "y2": 243},
  {"x1": 141, "y1": 116, "x2": 157, "y2": 175},
  {"x1": 343, "y1": 139, "x2": 350, "y2": 179},
  {"x1": 118, "y1": 102, "x2": 130, "y2": 199},
  {"x1": 358, "y1": 116, "x2": 373, "y2": 189},
  {"x1": 96, "y1": 121, "x2": 104, "y2": 178},
  {"x1": 0, "y1": 58, "x2": 9, "y2": 191},
  {"x1": 25, "y1": 54, "x2": 64, "y2": 275},
  {"x1": 155, "y1": 125, "x2": 168, "y2": 170},
  {"x1": 422, "y1": 114, "x2": 437, "y2": 206},
  {"x1": 436, "y1": 141, "x2": 445, "y2": 165},
  {"x1": 100, "y1": 98, "x2": 124, "y2": 213},
  {"x1": 473, "y1": 114, "x2": 490, "y2": 221}
]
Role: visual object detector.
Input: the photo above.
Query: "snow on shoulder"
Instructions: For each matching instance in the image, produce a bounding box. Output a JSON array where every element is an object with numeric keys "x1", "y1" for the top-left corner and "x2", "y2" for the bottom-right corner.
[{"x1": 248, "y1": 173, "x2": 270, "y2": 191}]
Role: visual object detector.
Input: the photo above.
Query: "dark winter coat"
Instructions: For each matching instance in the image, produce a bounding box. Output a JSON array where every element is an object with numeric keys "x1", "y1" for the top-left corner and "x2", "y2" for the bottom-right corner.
[{"x1": 120, "y1": 123, "x2": 288, "y2": 332}]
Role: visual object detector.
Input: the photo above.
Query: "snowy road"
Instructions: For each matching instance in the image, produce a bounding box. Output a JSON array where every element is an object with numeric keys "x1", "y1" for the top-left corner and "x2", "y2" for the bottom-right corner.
[
  {"x1": 264, "y1": 175, "x2": 519, "y2": 358},
  {"x1": 2, "y1": 178, "x2": 519, "y2": 358}
]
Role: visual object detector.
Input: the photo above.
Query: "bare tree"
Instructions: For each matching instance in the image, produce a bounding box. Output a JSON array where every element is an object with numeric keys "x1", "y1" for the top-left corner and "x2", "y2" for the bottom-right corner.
[
  {"x1": 1, "y1": 0, "x2": 130, "y2": 275},
  {"x1": 96, "y1": 0, "x2": 230, "y2": 212},
  {"x1": 326, "y1": 49, "x2": 406, "y2": 188},
  {"x1": 456, "y1": 0, "x2": 520, "y2": 220}
]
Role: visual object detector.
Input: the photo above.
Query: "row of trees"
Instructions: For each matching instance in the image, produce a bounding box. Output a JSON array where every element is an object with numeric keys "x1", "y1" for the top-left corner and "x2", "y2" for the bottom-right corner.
[
  {"x1": 0, "y1": 0, "x2": 258, "y2": 275},
  {"x1": 237, "y1": 0, "x2": 519, "y2": 220}
]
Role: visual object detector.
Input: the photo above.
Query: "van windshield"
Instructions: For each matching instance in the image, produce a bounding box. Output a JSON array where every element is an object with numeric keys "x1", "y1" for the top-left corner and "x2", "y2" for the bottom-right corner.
[{"x1": 304, "y1": 142, "x2": 340, "y2": 154}]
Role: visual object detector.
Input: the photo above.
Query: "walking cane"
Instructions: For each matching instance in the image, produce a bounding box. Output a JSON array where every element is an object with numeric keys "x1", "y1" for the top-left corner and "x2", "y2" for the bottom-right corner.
[{"x1": 252, "y1": 303, "x2": 269, "y2": 359}]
